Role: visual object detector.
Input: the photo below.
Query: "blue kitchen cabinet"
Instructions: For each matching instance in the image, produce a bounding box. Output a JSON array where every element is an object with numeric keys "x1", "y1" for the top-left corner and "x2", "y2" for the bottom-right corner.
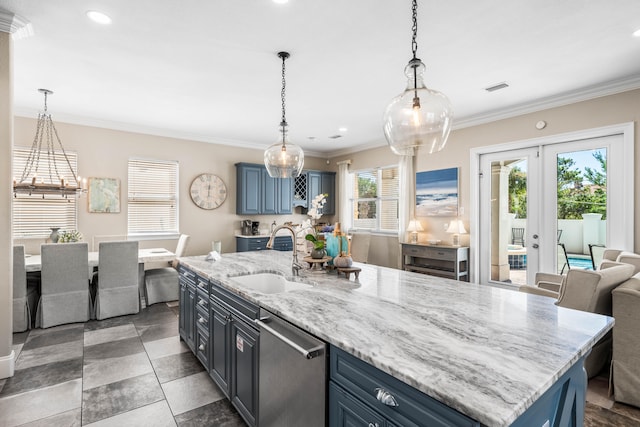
[
  {"x1": 307, "y1": 170, "x2": 335, "y2": 215},
  {"x1": 236, "y1": 163, "x2": 293, "y2": 215},
  {"x1": 236, "y1": 236, "x2": 293, "y2": 252}
]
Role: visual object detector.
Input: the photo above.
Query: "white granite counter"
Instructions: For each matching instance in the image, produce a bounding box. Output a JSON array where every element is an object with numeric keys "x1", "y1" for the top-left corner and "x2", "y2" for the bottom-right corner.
[{"x1": 179, "y1": 250, "x2": 613, "y2": 427}]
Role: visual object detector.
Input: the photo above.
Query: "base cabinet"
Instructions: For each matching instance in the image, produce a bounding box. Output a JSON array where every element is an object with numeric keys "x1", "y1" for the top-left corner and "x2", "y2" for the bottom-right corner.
[
  {"x1": 178, "y1": 266, "x2": 196, "y2": 352},
  {"x1": 330, "y1": 346, "x2": 479, "y2": 427},
  {"x1": 209, "y1": 298, "x2": 231, "y2": 396},
  {"x1": 231, "y1": 318, "x2": 259, "y2": 426},
  {"x1": 236, "y1": 235, "x2": 293, "y2": 252}
]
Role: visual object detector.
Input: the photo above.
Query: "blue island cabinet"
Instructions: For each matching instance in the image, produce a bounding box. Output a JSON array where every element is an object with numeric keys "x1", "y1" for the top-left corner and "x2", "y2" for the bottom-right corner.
[
  {"x1": 330, "y1": 346, "x2": 588, "y2": 427},
  {"x1": 236, "y1": 162, "x2": 292, "y2": 215}
]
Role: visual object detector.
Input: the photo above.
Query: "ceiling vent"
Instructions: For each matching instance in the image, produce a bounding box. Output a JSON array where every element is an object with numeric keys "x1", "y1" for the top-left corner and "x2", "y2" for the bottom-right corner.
[
  {"x1": 329, "y1": 135, "x2": 342, "y2": 139},
  {"x1": 485, "y1": 82, "x2": 509, "y2": 92}
]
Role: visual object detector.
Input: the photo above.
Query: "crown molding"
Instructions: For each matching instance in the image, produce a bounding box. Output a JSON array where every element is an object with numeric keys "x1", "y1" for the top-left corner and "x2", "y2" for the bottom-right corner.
[
  {"x1": 12, "y1": 107, "x2": 326, "y2": 158},
  {"x1": 453, "y1": 74, "x2": 640, "y2": 130},
  {"x1": 0, "y1": 9, "x2": 33, "y2": 39}
]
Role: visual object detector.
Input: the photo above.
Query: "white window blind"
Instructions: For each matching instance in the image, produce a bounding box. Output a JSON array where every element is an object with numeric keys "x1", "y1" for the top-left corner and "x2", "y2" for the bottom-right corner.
[
  {"x1": 128, "y1": 158, "x2": 178, "y2": 235},
  {"x1": 351, "y1": 166, "x2": 399, "y2": 232},
  {"x1": 12, "y1": 147, "x2": 78, "y2": 238}
]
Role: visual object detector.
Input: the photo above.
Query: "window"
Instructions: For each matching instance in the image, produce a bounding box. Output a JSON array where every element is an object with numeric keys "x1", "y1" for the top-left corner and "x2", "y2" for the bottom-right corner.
[
  {"x1": 12, "y1": 147, "x2": 78, "y2": 237},
  {"x1": 350, "y1": 166, "x2": 399, "y2": 232},
  {"x1": 128, "y1": 158, "x2": 178, "y2": 236}
]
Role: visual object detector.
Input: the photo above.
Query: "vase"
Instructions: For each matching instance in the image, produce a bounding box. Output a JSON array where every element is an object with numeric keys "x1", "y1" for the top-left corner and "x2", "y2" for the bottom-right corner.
[
  {"x1": 50, "y1": 227, "x2": 60, "y2": 243},
  {"x1": 310, "y1": 248, "x2": 326, "y2": 259}
]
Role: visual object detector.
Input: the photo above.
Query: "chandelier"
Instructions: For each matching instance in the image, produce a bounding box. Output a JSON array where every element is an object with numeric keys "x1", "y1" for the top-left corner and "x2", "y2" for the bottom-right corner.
[
  {"x1": 383, "y1": 0, "x2": 453, "y2": 156},
  {"x1": 264, "y1": 51, "x2": 304, "y2": 178},
  {"x1": 13, "y1": 89, "x2": 86, "y2": 198}
]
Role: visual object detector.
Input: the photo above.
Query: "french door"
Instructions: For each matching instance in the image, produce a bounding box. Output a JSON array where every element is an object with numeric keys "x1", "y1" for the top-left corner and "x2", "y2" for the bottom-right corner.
[
  {"x1": 473, "y1": 124, "x2": 634, "y2": 287},
  {"x1": 478, "y1": 148, "x2": 540, "y2": 286}
]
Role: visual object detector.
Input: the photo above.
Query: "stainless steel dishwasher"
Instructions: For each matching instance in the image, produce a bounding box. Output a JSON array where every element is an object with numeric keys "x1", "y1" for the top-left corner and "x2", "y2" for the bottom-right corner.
[{"x1": 255, "y1": 308, "x2": 326, "y2": 427}]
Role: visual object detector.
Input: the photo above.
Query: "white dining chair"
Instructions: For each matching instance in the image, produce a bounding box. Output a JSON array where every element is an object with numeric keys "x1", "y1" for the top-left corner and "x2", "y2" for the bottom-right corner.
[
  {"x1": 144, "y1": 234, "x2": 190, "y2": 305},
  {"x1": 13, "y1": 245, "x2": 39, "y2": 332},
  {"x1": 93, "y1": 241, "x2": 140, "y2": 320},
  {"x1": 36, "y1": 242, "x2": 91, "y2": 328}
]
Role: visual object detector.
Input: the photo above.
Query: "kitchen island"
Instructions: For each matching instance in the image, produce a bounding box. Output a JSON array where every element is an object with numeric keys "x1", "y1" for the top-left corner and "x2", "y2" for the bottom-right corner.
[{"x1": 179, "y1": 250, "x2": 613, "y2": 426}]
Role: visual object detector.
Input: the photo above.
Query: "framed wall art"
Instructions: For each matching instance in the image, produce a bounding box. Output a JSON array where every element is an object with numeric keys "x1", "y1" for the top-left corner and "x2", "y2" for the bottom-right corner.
[
  {"x1": 416, "y1": 167, "x2": 458, "y2": 217},
  {"x1": 88, "y1": 177, "x2": 121, "y2": 213}
]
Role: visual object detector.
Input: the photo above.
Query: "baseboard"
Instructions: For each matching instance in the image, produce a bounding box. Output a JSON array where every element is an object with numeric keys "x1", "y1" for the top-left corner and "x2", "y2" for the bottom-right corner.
[{"x1": 0, "y1": 350, "x2": 15, "y2": 379}]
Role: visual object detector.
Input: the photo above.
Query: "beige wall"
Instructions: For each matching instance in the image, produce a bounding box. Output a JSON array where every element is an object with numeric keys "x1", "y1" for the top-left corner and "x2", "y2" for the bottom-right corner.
[
  {"x1": 331, "y1": 88, "x2": 640, "y2": 257},
  {"x1": 12, "y1": 117, "x2": 334, "y2": 257}
]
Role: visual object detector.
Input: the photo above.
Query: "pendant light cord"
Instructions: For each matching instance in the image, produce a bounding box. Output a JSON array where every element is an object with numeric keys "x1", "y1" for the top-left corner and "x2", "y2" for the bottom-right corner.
[
  {"x1": 280, "y1": 53, "x2": 288, "y2": 129},
  {"x1": 411, "y1": 0, "x2": 418, "y2": 61},
  {"x1": 411, "y1": 0, "x2": 420, "y2": 109}
]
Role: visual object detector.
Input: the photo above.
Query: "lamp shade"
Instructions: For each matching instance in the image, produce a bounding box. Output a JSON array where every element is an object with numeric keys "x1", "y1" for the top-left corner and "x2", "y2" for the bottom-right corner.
[
  {"x1": 407, "y1": 219, "x2": 424, "y2": 232},
  {"x1": 446, "y1": 219, "x2": 467, "y2": 234},
  {"x1": 264, "y1": 138, "x2": 304, "y2": 178},
  {"x1": 383, "y1": 59, "x2": 453, "y2": 156}
]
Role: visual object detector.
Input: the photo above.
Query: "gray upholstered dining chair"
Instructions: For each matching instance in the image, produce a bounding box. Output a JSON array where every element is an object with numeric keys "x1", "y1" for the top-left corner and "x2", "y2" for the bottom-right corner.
[
  {"x1": 144, "y1": 234, "x2": 190, "y2": 305},
  {"x1": 93, "y1": 241, "x2": 140, "y2": 320},
  {"x1": 13, "y1": 245, "x2": 39, "y2": 332},
  {"x1": 36, "y1": 242, "x2": 91, "y2": 328}
]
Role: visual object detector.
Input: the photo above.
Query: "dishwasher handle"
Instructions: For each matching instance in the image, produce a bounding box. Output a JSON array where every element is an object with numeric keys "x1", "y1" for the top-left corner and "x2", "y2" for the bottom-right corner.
[{"x1": 255, "y1": 318, "x2": 324, "y2": 360}]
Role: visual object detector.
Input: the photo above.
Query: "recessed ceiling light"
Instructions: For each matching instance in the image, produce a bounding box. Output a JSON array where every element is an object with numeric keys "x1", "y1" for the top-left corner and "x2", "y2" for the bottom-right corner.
[
  {"x1": 338, "y1": 127, "x2": 348, "y2": 132},
  {"x1": 86, "y1": 10, "x2": 112, "y2": 25},
  {"x1": 633, "y1": 28, "x2": 640, "y2": 37}
]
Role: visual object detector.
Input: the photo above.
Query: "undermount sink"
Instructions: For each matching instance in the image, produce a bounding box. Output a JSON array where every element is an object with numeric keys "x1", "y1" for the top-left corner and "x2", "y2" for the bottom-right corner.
[{"x1": 230, "y1": 273, "x2": 313, "y2": 294}]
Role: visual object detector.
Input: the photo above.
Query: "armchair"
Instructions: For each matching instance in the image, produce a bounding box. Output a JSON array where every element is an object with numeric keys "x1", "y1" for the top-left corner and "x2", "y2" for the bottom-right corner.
[
  {"x1": 611, "y1": 275, "x2": 640, "y2": 407},
  {"x1": 520, "y1": 262, "x2": 635, "y2": 377}
]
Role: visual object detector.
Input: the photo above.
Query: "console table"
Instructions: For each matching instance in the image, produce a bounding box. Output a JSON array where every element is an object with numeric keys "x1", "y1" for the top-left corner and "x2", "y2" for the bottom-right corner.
[{"x1": 401, "y1": 243, "x2": 469, "y2": 281}]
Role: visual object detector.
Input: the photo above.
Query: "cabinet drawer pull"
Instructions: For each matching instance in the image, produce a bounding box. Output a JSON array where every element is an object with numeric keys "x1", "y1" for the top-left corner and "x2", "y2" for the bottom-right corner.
[
  {"x1": 368, "y1": 424, "x2": 379, "y2": 427},
  {"x1": 198, "y1": 299, "x2": 206, "y2": 306},
  {"x1": 198, "y1": 344, "x2": 205, "y2": 351},
  {"x1": 374, "y1": 387, "x2": 399, "y2": 407},
  {"x1": 198, "y1": 317, "x2": 206, "y2": 324}
]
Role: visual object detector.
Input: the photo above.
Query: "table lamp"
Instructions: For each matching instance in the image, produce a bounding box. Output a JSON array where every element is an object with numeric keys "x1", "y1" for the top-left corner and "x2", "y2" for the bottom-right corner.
[
  {"x1": 407, "y1": 219, "x2": 424, "y2": 244},
  {"x1": 446, "y1": 219, "x2": 467, "y2": 246}
]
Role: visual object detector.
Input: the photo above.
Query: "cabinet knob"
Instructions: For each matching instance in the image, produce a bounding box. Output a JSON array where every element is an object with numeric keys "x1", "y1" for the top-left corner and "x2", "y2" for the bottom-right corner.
[
  {"x1": 198, "y1": 344, "x2": 205, "y2": 351},
  {"x1": 368, "y1": 423, "x2": 379, "y2": 427},
  {"x1": 198, "y1": 317, "x2": 206, "y2": 324},
  {"x1": 198, "y1": 299, "x2": 206, "y2": 306},
  {"x1": 374, "y1": 387, "x2": 399, "y2": 407}
]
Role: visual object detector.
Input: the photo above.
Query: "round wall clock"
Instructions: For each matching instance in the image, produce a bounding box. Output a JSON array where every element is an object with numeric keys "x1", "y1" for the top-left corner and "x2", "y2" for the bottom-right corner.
[{"x1": 189, "y1": 173, "x2": 227, "y2": 210}]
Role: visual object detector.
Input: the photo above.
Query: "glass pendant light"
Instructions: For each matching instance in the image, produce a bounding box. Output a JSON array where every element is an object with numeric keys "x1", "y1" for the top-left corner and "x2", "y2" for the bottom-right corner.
[
  {"x1": 264, "y1": 51, "x2": 304, "y2": 178},
  {"x1": 383, "y1": 0, "x2": 453, "y2": 156}
]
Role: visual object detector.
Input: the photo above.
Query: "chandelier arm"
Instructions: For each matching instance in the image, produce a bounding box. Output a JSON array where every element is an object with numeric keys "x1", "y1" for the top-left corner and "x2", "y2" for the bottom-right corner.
[
  {"x1": 45, "y1": 117, "x2": 58, "y2": 185},
  {"x1": 51, "y1": 118, "x2": 79, "y2": 184},
  {"x1": 19, "y1": 113, "x2": 44, "y2": 183}
]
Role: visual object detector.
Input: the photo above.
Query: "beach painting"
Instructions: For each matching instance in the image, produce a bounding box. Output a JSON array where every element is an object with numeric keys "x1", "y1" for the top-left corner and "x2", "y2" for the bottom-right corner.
[{"x1": 416, "y1": 167, "x2": 458, "y2": 217}]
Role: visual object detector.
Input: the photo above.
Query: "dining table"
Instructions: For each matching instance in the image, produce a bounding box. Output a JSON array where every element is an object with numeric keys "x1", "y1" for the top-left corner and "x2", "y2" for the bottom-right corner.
[{"x1": 25, "y1": 247, "x2": 176, "y2": 307}]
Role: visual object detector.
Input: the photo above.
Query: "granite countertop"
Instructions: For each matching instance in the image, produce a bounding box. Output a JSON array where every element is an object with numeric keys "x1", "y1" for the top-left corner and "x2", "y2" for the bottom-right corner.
[{"x1": 179, "y1": 250, "x2": 613, "y2": 427}]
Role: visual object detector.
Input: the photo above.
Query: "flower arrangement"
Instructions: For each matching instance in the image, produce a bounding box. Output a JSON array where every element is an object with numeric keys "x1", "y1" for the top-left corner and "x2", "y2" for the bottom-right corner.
[
  {"x1": 58, "y1": 229, "x2": 83, "y2": 243},
  {"x1": 307, "y1": 193, "x2": 328, "y2": 222}
]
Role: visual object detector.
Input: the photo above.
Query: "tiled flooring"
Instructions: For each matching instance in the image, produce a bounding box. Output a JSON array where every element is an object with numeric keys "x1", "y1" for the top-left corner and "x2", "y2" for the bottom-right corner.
[
  {"x1": 2, "y1": 302, "x2": 640, "y2": 426},
  {"x1": 0, "y1": 302, "x2": 245, "y2": 427}
]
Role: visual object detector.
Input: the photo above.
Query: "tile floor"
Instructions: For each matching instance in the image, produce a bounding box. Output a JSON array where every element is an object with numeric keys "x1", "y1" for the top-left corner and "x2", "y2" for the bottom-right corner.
[
  {"x1": 0, "y1": 302, "x2": 245, "y2": 427},
  {"x1": 1, "y1": 302, "x2": 640, "y2": 426}
]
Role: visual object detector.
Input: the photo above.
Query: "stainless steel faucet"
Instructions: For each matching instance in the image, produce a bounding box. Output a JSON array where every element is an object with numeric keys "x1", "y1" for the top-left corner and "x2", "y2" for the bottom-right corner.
[{"x1": 267, "y1": 224, "x2": 303, "y2": 276}]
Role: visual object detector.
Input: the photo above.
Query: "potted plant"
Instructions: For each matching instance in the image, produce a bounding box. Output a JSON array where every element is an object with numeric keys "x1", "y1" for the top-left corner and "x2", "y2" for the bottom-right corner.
[{"x1": 305, "y1": 233, "x2": 326, "y2": 259}]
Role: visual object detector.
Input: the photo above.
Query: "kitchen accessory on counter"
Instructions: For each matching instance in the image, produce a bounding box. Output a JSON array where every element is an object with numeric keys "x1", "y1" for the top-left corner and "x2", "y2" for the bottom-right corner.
[
  {"x1": 251, "y1": 221, "x2": 260, "y2": 235},
  {"x1": 241, "y1": 219, "x2": 252, "y2": 236}
]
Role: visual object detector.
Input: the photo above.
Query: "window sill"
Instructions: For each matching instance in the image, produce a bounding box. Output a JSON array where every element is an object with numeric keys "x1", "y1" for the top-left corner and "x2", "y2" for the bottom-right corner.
[{"x1": 128, "y1": 233, "x2": 180, "y2": 241}]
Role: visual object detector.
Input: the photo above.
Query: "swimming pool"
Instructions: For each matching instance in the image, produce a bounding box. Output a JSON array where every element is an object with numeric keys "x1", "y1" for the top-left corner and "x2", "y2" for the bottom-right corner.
[{"x1": 508, "y1": 253, "x2": 594, "y2": 270}]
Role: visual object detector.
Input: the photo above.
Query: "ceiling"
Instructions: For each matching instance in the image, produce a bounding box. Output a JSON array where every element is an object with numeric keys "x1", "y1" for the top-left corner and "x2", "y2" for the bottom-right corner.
[{"x1": 2, "y1": 0, "x2": 640, "y2": 157}]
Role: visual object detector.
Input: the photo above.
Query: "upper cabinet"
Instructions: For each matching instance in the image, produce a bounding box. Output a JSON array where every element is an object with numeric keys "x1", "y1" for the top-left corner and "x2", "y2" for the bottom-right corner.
[
  {"x1": 236, "y1": 163, "x2": 293, "y2": 215},
  {"x1": 294, "y1": 170, "x2": 336, "y2": 216}
]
